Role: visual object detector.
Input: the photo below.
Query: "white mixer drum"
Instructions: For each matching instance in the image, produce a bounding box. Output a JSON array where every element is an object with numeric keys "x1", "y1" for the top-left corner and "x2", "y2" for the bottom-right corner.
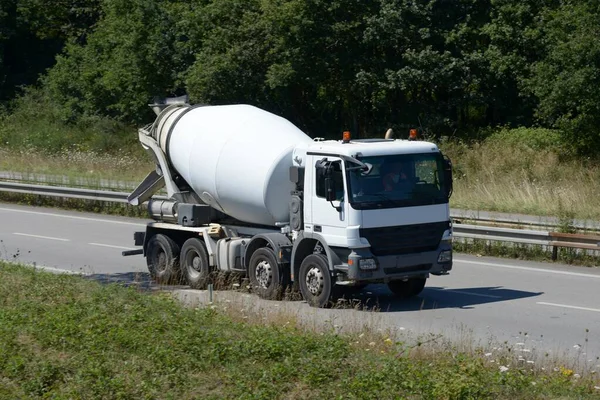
[{"x1": 158, "y1": 104, "x2": 311, "y2": 226}]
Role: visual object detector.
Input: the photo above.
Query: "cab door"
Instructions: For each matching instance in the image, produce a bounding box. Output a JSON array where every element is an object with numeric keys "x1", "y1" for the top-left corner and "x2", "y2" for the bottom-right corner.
[{"x1": 309, "y1": 156, "x2": 348, "y2": 246}]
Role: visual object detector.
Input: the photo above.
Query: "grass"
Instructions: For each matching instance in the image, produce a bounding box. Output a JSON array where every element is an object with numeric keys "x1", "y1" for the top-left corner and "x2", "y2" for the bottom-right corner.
[
  {"x1": 1, "y1": 261, "x2": 599, "y2": 399},
  {"x1": 439, "y1": 128, "x2": 600, "y2": 221}
]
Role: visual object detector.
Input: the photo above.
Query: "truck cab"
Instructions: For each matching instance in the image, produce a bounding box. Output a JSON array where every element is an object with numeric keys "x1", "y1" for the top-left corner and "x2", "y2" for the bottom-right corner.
[{"x1": 286, "y1": 137, "x2": 453, "y2": 306}]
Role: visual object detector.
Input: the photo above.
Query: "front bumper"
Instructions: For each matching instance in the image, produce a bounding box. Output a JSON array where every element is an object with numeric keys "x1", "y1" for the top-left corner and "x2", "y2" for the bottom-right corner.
[{"x1": 334, "y1": 243, "x2": 452, "y2": 283}]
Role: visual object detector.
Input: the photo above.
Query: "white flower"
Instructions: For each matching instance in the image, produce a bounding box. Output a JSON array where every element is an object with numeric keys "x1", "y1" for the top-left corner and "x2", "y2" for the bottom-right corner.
[
  {"x1": 573, "y1": 374, "x2": 581, "y2": 379},
  {"x1": 485, "y1": 353, "x2": 492, "y2": 357},
  {"x1": 232, "y1": 283, "x2": 240, "y2": 287},
  {"x1": 573, "y1": 344, "x2": 581, "y2": 349},
  {"x1": 368, "y1": 342, "x2": 376, "y2": 347},
  {"x1": 594, "y1": 386, "x2": 600, "y2": 390},
  {"x1": 527, "y1": 361, "x2": 535, "y2": 364},
  {"x1": 499, "y1": 366, "x2": 509, "y2": 373}
]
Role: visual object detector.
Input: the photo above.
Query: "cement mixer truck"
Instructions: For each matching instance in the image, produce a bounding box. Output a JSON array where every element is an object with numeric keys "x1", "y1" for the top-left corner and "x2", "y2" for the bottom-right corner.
[{"x1": 124, "y1": 99, "x2": 453, "y2": 307}]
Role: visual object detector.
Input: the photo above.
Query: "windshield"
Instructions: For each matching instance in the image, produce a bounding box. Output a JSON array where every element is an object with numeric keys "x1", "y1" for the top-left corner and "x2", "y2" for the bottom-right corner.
[{"x1": 348, "y1": 153, "x2": 448, "y2": 209}]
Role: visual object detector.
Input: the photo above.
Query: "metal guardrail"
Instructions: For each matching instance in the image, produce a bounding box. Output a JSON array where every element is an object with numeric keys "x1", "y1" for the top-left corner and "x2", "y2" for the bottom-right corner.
[
  {"x1": 1, "y1": 181, "x2": 599, "y2": 256},
  {"x1": 453, "y1": 223, "x2": 600, "y2": 259}
]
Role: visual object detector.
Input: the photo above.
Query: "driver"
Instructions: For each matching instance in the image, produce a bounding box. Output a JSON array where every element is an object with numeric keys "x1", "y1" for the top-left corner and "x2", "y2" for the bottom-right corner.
[{"x1": 382, "y1": 160, "x2": 409, "y2": 192}]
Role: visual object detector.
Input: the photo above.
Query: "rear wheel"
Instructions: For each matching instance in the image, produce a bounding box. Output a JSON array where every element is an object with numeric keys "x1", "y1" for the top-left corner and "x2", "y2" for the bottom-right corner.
[
  {"x1": 180, "y1": 238, "x2": 211, "y2": 289},
  {"x1": 146, "y1": 234, "x2": 180, "y2": 284},
  {"x1": 387, "y1": 277, "x2": 427, "y2": 299},
  {"x1": 299, "y1": 254, "x2": 338, "y2": 308},
  {"x1": 249, "y1": 248, "x2": 284, "y2": 300}
]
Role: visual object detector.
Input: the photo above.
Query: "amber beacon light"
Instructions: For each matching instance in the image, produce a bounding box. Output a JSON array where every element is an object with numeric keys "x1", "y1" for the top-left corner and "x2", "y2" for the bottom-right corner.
[{"x1": 342, "y1": 130, "x2": 351, "y2": 143}]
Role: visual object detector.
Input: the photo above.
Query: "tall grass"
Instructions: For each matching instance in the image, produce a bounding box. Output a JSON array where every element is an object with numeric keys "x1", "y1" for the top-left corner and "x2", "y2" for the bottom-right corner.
[{"x1": 440, "y1": 128, "x2": 600, "y2": 220}]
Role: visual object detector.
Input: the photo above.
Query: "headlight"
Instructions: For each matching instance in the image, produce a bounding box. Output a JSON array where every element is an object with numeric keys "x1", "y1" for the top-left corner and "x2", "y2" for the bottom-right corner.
[
  {"x1": 359, "y1": 258, "x2": 377, "y2": 270},
  {"x1": 441, "y1": 229, "x2": 452, "y2": 242},
  {"x1": 438, "y1": 250, "x2": 452, "y2": 263}
]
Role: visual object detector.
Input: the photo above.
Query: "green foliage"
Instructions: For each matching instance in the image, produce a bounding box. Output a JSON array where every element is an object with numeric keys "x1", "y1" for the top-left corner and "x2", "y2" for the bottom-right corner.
[
  {"x1": 526, "y1": 1, "x2": 600, "y2": 155},
  {"x1": 2, "y1": 0, "x2": 600, "y2": 155},
  {"x1": 485, "y1": 126, "x2": 564, "y2": 152},
  {"x1": 43, "y1": 0, "x2": 184, "y2": 123},
  {"x1": 1, "y1": 263, "x2": 598, "y2": 398}
]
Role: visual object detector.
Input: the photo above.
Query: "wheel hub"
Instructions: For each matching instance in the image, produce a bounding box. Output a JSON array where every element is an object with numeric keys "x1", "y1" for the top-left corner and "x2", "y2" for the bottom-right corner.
[
  {"x1": 305, "y1": 267, "x2": 324, "y2": 296},
  {"x1": 255, "y1": 260, "x2": 272, "y2": 289},
  {"x1": 192, "y1": 256, "x2": 201, "y2": 271}
]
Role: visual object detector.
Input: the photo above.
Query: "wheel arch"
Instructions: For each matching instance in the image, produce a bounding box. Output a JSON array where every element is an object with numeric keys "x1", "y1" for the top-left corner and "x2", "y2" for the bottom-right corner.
[
  {"x1": 244, "y1": 233, "x2": 292, "y2": 273},
  {"x1": 290, "y1": 232, "x2": 342, "y2": 282}
]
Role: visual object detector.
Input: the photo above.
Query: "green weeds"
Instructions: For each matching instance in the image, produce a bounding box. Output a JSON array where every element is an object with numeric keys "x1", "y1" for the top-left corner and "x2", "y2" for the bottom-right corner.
[{"x1": 0, "y1": 262, "x2": 599, "y2": 399}]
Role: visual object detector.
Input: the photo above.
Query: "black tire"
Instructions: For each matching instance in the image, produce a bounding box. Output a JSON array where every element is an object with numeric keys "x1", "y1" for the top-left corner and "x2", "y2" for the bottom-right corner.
[
  {"x1": 298, "y1": 254, "x2": 338, "y2": 308},
  {"x1": 146, "y1": 234, "x2": 181, "y2": 284},
  {"x1": 387, "y1": 277, "x2": 427, "y2": 299},
  {"x1": 180, "y1": 238, "x2": 211, "y2": 289},
  {"x1": 248, "y1": 248, "x2": 284, "y2": 300}
]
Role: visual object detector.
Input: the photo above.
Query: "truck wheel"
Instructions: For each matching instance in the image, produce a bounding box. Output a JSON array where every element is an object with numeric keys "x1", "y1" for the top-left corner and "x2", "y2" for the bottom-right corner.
[
  {"x1": 387, "y1": 277, "x2": 427, "y2": 299},
  {"x1": 299, "y1": 254, "x2": 338, "y2": 308},
  {"x1": 146, "y1": 234, "x2": 181, "y2": 284},
  {"x1": 249, "y1": 248, "x2": 283, "y2": 300},
  {"x1": 180, "y1": 238, "x2": 210, "y2": 289}
]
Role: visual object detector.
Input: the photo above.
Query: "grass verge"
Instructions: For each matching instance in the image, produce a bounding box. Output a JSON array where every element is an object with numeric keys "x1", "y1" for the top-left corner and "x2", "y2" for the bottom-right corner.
[{"x1": 1, "y1": 262, "x2": 599, "y2": 399}]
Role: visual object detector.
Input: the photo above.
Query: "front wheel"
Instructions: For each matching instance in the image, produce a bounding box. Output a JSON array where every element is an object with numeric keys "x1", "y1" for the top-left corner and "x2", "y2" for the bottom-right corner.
[
  {"x1": 248, "y1": 248, "x2": 284, "y2": 300},
  {"x1": 299, "y1": 254, "x2": 338, "y2": 308},
  {"x1": 387, "y1": 277, "x2": 427, "y2": 299}
]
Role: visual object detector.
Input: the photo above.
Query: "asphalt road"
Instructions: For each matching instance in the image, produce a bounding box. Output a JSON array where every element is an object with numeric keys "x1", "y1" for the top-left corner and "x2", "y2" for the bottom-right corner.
[{"x1": 1, "y1": 202, "x2": 599, "y2": 365}]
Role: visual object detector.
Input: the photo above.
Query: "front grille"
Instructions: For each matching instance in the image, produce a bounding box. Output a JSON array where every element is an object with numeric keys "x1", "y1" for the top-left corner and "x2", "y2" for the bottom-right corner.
[{"x1": 360, "y1": 221, "x2": 449, "y2": 256}]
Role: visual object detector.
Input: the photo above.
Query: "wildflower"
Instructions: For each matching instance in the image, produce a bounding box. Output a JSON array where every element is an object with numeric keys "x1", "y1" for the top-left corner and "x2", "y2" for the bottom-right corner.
[
  {"x1": 369, "y1": 342, "x2": 376, "y2": 347},
  {"x1": 232, "y1": 283, "x2": 240, "y2": 287},
  {"x1": 499, "y1": 366, "x2": 509, "y2": 373},
  {"x1": 573, "y1": 344, "x2": 581, "y2": 350},
  {"x1": 527, "y1": 361, "x2": 535, "y2": 364},
  {"x1": 594, "y1": 386, "x2": 600, "y2": 390},
  {"x1": 531, "y1": 382, "x2": 537, "y2": 386},
  {"x1": 359, "y1": 333, "x2": 365, "y2": 338},
  {"x1": 573, "y1": 374, "x2": 581, "y2": 379},
  {"x1": 384, "y1": 338, "x2": 393, "y2": 345},
  {"x1": 560, "y1": 367, "x2": 574, "y2": 377},
  {"x1": 485, "y1": 353, "x2": 492, "y2": 357}
]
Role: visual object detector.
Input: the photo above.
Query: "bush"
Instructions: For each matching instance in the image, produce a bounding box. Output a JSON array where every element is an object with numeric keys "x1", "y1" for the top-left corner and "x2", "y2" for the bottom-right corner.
[{"x1": 0, "y1": 87, "x2": 137, "y2": 154}]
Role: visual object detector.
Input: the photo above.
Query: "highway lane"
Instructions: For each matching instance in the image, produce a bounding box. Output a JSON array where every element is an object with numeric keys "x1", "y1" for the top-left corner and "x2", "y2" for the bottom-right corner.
[{"x1": 1, "y1": 202, "x2": 599, "y2": 364}]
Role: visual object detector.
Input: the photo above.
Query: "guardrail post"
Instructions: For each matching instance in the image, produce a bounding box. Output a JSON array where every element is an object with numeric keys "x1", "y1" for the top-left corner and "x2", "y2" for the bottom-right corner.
[{"x1": 552, "y1": 246, "x2": 558, "y2": 261}]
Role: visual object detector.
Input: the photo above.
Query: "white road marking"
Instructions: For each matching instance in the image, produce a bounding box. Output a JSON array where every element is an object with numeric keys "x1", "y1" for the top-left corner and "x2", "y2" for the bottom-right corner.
[
  {"x1": 455, "y1": 258, "x2": 600, "y2": 279},
  {"x1": 537, "y1": 302, "x2": 600, "y2": 313},
  {"x1": 14, "y1": 232, "x2": 70, "y2": 242},
  {"x1": 89, "y1": 242, "x2": 132, "y2": 250},
  {"x1": 428, "y1": 287, "x2": 502, "y2": 299},
  {"x1": 0, "y1": 206, "x2": 146, "y2": 227}
]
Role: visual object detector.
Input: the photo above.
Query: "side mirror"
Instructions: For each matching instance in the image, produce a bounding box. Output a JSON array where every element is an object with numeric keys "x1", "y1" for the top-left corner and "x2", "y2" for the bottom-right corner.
[
  {"x1": 325, "y1": 177, "x2": 336, "y2": 202},
  {"x1": 443, "y1": 156, "x2": 453, "y2": 198}
]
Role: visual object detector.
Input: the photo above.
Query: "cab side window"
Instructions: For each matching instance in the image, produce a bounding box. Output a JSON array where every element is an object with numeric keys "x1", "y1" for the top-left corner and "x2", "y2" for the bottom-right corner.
[{"x1": 316, "y1": 160, "x2": 344, "y2": 201}]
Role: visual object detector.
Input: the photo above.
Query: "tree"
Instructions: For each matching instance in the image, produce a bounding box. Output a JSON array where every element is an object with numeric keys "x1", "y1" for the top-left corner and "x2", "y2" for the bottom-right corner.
[{"x1": 526, "y1": 1, "x2": 600, "y2": 154}]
